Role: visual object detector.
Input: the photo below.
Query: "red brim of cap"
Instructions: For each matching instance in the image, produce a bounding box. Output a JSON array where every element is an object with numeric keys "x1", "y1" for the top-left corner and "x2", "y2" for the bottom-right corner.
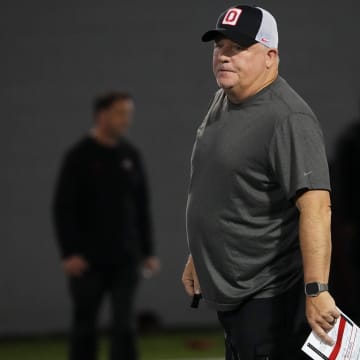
[{"x1": 201, "y1": 29, "x2": 257, "y2": 47}]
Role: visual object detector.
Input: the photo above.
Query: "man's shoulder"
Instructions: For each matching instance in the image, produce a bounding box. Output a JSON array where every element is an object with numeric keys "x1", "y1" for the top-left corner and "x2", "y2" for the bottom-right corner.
[
  {"x1": 269, "y1": 80, "x2": 324, "y2": 134},
  {"x1": 63, "y1": 136, "x2": 93, "y2": 161},
  {"x1": 69, "y1": 136, "x2": 92, "y2": 152},
  {"x1": 270, "y1": 77, "x2": 316, "y2": 119}
]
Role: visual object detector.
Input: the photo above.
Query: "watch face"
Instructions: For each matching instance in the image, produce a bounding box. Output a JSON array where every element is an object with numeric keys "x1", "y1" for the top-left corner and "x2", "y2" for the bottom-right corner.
[{"x1": 306, "y1": 283, "x2": 320, "y2": 296}]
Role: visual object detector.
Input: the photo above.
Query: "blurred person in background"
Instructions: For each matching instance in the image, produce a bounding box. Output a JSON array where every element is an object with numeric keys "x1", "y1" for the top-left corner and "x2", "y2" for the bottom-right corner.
[
  {"x1": 53, "y1": 92, "x2": 160, "y2": 360},
  {"x1": 331, "y1": 111, "x2": 360, "y2": 320},
  {"x1": 183, "y1": 5, "x2": 339, "y2": 359}
]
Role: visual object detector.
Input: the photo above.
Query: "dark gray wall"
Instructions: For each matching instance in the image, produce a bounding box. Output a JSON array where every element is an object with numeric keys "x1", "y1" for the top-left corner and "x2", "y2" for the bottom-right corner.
[{"x1": 1, "y1": 0, "x2": 359, "y2": 334}]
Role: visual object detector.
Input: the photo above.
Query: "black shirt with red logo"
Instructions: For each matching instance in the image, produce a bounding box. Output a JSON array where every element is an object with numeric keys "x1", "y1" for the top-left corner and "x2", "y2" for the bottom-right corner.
[{"x1": 53, "y1": 136, "x2": 153, "y2": 265}]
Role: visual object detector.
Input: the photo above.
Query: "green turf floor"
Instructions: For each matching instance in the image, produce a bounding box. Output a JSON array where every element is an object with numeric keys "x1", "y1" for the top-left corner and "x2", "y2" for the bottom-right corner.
[{"x1": 0, "y1": 331, "x2": 225, "y2": 360}]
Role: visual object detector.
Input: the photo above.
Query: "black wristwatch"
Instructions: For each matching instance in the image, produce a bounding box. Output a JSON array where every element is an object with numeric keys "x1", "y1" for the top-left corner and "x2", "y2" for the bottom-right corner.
[{"x1": 305, "y1": 282, "x2": 329, "y2": 297}]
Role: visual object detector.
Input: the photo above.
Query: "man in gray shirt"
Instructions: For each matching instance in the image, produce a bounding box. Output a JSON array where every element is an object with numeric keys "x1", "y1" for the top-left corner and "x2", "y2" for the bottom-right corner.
[{"x1": 182, "y1": 5, "x2": 340, "y2": 359}]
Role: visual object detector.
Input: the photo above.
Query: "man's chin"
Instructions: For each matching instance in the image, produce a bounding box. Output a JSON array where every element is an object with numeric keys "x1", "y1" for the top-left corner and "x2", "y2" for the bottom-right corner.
[
  {"x1": 217, "y1": 81, "x2": 235, "y2": 90},
  {"x1": 109, "y1": 130, "x2": 126, "y2": 139}
]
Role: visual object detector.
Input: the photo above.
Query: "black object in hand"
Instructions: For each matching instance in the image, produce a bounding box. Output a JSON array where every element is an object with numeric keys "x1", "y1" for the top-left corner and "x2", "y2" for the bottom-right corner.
[{"x1": 191, "y1": 294, "x2": 202, "y2": 308}]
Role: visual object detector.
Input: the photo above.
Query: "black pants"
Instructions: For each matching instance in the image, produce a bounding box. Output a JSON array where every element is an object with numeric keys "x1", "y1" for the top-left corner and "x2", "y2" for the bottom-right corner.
[
  {"x1": 68, "y1": 263, "x2": 139, "y2": 360},
  {"x1": 217, "y1": 281, "x2": 310, "y2": 360}
]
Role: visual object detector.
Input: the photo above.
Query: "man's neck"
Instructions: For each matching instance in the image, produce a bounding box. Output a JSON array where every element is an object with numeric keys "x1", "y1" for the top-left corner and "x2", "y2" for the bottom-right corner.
[
  {"x1": 91, "y1": 127, "x2": 119, "y2": 147},
  {"x1": 226, "y1": 70, "x2": 279, "y2": 104}
]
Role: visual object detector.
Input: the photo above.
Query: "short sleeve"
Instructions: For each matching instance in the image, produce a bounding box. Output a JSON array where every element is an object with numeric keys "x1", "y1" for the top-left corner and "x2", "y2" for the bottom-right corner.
[{"x1": 269, "y1": 112, "x2": 331, "y2": 200}]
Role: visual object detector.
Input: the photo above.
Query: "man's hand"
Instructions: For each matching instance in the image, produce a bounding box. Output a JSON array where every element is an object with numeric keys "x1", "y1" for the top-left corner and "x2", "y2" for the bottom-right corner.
[
  {"x1": 182, "y1": 255, "x2": 201, "y2": 296},
  {"x1": 63, "y1": 255, "x2": 89, "y2": 277},
  {"x1": 306, "y1": 291, "x2": 340, "y2": 345},
  {"x1": 142, "y1": 256, "x2": 161, "y2": 278}
]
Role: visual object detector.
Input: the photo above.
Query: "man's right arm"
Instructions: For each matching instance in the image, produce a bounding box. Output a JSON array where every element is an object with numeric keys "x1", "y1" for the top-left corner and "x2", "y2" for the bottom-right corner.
[
  {"x1": 182, "y1": 254, "x2": 201, "y2": 296},
  {"x1": 53, "y1": 151, "x2": 88, "y2": 276}
]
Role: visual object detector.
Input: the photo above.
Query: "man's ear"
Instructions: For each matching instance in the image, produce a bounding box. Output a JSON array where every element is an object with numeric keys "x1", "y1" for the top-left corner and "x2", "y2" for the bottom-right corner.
[{"x1": 265, "y1": 49, "x2": 278, "y2": 69}]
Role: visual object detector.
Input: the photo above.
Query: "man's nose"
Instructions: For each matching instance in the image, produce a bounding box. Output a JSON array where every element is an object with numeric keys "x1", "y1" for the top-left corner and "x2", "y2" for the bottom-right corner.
[{"x1": 219, "y1": 53, "x2": 230, "y2": 63}]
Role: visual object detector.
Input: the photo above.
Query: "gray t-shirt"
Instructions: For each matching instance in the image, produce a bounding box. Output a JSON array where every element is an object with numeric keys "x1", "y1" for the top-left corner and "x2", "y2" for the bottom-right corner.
[{"x1": 186, "y1": 76, "x2": 330, "y2": 311}]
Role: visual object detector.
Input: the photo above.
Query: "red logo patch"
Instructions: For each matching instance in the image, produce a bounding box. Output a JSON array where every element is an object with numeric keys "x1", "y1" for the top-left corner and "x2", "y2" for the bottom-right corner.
[{"x1": 222, "y1": 8, "x2": 243, "y2": 26}]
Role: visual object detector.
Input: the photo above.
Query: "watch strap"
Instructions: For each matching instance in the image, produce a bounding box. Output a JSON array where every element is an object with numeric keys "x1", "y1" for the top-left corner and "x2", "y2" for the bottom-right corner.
[{"x1": 318, "y1": 283, "x2": 329, "y2": 293}]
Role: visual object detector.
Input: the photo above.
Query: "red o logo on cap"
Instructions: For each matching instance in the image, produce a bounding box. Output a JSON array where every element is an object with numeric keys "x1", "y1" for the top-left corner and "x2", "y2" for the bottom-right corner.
[{"x1": 222, "y1": 8, "x2": 242, "y2": 26}]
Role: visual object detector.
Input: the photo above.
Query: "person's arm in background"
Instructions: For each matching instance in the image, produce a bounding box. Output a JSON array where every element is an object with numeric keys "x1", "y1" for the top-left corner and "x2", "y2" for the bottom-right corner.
[
  {"x1": 296, "y1": 190, "x2": 340, "y2": 345},
  {"x1": 53, "y1": 150, "x2": 88, "y2": 277},
  {"x1": 135, "y1": 153, "x2": 160, "y2": 276}
]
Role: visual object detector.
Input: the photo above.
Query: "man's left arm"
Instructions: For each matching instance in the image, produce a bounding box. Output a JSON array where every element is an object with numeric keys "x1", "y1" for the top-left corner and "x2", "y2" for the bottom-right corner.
[
  {"x1": 296, "y1": 189, "x2": 340, "y2": 345},
  {"x1": 135, "y1": 152, "x2": 160, "y2": 275}
]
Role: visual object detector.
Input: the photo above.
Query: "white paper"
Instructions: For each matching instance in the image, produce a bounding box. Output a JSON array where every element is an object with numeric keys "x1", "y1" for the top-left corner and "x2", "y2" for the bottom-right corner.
[{"x1": 302, "y1": 310, "x2": 360, "y2": 359}]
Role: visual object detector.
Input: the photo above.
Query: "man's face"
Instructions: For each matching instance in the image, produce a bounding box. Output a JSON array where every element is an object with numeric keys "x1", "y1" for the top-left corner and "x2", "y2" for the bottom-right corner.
[
  {"x1": 100, "y1": 99, "x2": 134, "y2": 138},
  {"x1": 212, "y1": 36, "x2": 269, "y2": 91}
]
